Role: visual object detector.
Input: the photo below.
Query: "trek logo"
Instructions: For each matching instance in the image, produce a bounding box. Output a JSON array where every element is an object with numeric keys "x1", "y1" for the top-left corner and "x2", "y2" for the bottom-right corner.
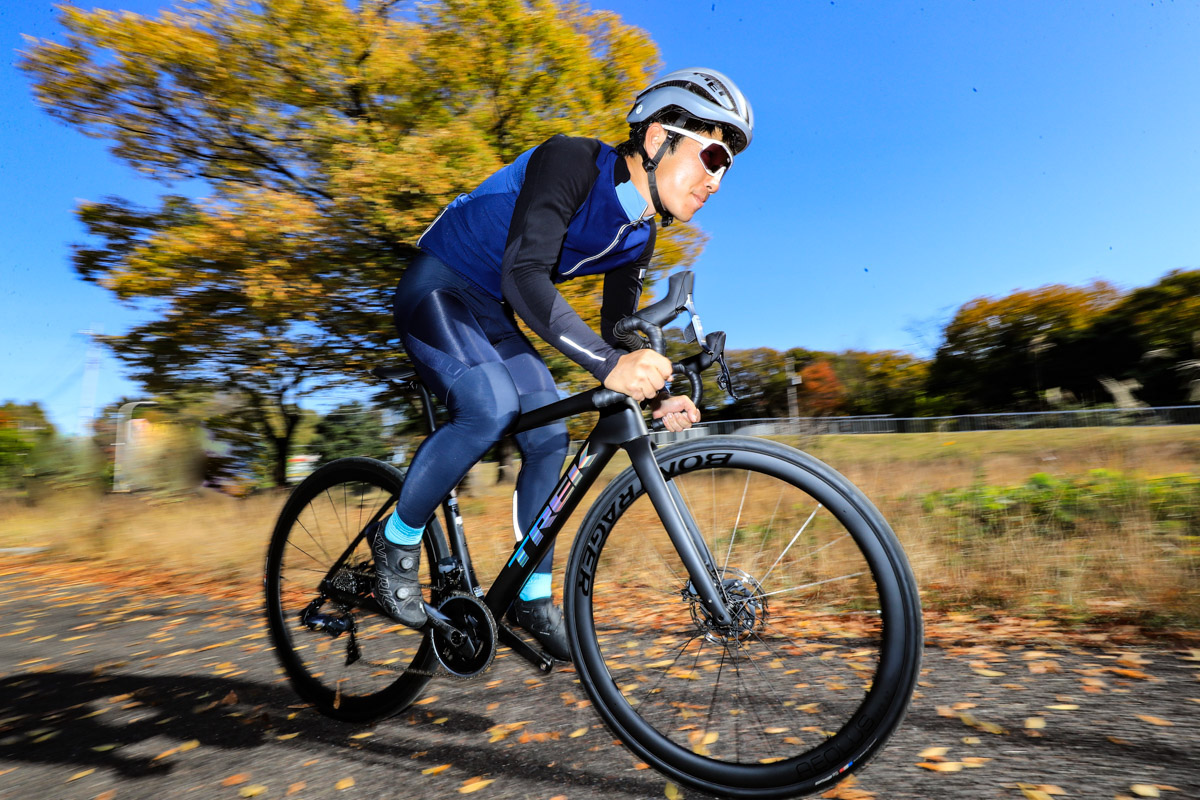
[{"x1": 508, "y1": 444, "x2": 599, "y2": 568}]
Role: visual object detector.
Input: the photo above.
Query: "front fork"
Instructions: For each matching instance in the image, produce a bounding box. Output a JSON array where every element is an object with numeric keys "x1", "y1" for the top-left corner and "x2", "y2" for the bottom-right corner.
[{"x1": 624, "y1": 437, "x2": 735, "y2": 628}]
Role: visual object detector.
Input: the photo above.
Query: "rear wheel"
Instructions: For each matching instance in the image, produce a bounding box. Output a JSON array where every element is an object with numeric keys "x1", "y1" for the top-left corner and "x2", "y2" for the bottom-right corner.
[
  {"x1": 264, "y1": 457, "x2": 448, "y2": 722},
  {"x1": 564, "y1": 437, "x2": 921, "y2": 798}
]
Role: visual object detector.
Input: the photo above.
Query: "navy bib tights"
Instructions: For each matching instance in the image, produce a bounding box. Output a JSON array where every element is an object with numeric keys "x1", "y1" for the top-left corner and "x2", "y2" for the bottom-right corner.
[{"x1": 392, "y1": 252, "x2": 569, "y2": 582}]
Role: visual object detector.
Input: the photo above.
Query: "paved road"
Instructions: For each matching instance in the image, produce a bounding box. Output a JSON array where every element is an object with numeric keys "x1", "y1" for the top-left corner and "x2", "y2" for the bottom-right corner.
[{"x1": 1, "y1": 559, "x2": 1197, "y2": 800}]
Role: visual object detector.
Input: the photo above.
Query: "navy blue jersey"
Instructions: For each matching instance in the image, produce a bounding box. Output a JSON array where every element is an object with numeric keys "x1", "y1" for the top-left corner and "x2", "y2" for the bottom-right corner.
[{"x1": 418, "y1": 135, "x2": 656, "y2": 380}]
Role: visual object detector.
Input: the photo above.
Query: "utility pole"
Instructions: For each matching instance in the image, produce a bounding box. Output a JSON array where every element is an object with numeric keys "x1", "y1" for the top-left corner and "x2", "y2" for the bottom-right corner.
[
  {"x1": 77, "y1": 326, "x2": 101, "y2": 435},
  {"x1": 785, "y1": 356, "x2": 802, "y2": 420}
]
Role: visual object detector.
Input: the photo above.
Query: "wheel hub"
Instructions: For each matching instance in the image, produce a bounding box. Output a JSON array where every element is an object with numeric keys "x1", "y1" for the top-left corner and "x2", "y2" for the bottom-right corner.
[{"x1": 684, "y1": 568, "x2": 769, "y2": 645}]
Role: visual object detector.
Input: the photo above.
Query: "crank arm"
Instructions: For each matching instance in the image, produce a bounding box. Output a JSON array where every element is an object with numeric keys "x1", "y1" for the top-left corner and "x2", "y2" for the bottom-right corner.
[
  {"x1": 498, "y1": 623, "x2": 556, "y2": 674},
  {"x1": 420, "y1": 601, "x2": 476, "y2": 660}
]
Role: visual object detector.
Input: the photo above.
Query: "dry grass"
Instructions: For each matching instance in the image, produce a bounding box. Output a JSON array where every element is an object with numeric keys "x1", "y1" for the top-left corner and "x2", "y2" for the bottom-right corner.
[{"x1": 3, "y1": 425, "x2": 1197, "y2": 626}]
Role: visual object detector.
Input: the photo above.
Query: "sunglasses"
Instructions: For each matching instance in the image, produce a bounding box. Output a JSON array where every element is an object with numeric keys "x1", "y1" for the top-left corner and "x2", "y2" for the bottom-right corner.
[{"x1": 661, "y1": 124, "x2": 735, "y2": 178}]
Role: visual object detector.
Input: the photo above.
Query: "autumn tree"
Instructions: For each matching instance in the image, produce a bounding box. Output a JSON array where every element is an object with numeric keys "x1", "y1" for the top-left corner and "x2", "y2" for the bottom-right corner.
[
  {"x1": 796, "y1": 360, "x2": 846, "y2": 416},
  {"x1": 1082, "y1": 269, "x2": 1200, "y2": 405},
  {"x1": 928, "y1": 281, "x2": 1123, "y2": 412},
  {"x1": 21, "y1": 0, "x2": 693, "y2": 485}
]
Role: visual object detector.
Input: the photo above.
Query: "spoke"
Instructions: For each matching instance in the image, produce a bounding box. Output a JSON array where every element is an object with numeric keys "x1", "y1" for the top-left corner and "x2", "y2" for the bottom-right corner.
[
  {"x1": 285, "y1": 533, "x2": 327, "y2": 569},
  {"x1": 757, "y1": 571, "x2": 869, "y2": 599},
  {"x1": 751, "y1": 489, "x2": 786, "y2": 568},
  {"x1": 721, "y1": 469, "x2": 751, "y2": 576},
  {"x1": 726, "y1": 636, "x2": 789, "y2": 753},
  {"x1": 759, "y1": 504, "x2": 823, "y2": 586},
  {"x1": 295, "y1": 508, "x2": 335, "y2": 568},
  {"x1": 627, "y1": 630, "x2": 706, "y2": 705}
]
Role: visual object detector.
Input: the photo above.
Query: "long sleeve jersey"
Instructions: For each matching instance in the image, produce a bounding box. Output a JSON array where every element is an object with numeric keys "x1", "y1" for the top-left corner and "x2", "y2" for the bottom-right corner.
[{"x1": 417, "y1": 135, "x2": 657, "y2": 381}]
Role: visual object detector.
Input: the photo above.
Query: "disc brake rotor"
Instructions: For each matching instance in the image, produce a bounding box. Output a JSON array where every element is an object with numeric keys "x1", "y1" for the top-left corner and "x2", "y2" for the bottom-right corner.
[{"x1": 685, "y1": 568, "x2": 769, "y2": 646}]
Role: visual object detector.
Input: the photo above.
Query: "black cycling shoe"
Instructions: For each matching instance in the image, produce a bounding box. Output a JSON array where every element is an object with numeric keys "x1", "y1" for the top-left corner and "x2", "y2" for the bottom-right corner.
[
  {"x1": 369, "y1": 527, "x2": 428, "y2": 629},
  {"x1": 507, "y1": 597, "x2": 571, "y2": 662}
]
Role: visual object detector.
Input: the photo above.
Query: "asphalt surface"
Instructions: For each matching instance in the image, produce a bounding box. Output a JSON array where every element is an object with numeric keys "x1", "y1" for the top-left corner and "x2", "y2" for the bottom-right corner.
[{"x1": 1, "y1": 558, "x2": 1198, "y2": 800}]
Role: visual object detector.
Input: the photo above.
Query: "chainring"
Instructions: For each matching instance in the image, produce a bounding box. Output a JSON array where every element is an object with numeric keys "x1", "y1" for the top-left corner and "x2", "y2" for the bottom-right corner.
[{"x1": 431, "y1": 592, "x2": 497, "y2": 679}]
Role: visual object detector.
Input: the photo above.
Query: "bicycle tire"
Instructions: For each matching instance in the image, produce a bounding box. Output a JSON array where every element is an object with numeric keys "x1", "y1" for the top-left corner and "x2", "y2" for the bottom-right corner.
[
  {"x1": 564, "y1": 436, "x2": 921, "y2": 798},
  {"x1": 264, "y1": 457, "x2": 448, "y2": 722}
]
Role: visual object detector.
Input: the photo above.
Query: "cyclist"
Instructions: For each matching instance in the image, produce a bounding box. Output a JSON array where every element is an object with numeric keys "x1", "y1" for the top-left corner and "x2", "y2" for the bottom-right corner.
[{"x1": 373, "y1": 68, "x2": 754, "y2": 661}]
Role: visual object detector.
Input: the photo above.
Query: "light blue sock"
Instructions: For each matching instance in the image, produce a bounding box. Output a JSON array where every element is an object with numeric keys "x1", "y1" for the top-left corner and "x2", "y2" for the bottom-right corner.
[
  {"x1": 384, "y1": 511, "x2": 424, "y2": 546},
  {"x1": 519, "y1": 572, "x2": 552, "y2": 602}
]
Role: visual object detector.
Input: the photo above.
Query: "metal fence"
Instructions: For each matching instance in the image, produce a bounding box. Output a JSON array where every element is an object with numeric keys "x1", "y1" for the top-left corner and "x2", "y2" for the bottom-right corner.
[{"x1": 656, "y1": 405, "x2": 1200, "y2": 440}]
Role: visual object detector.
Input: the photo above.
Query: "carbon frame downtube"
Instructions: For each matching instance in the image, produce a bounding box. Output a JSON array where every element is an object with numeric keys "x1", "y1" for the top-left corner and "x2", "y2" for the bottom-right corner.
[{"x1": 481, "y1": 401, "x2": 637, "y2": 618}]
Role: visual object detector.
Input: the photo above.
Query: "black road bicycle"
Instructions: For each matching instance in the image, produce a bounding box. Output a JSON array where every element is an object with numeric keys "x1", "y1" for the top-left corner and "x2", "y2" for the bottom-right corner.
[{"x1": 264, "y1": 272, "x2": 922, "y2": 799}]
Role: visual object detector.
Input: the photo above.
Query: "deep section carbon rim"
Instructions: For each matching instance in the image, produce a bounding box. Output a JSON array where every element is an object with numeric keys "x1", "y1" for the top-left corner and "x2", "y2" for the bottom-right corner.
[{"x1": 566, "y1": 437, "x2": 921, "y2": 798}]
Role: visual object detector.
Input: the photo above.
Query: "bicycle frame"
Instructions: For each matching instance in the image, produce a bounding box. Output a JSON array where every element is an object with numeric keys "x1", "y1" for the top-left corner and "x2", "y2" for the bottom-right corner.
[{"x1": 423, "y1": 387, "x2": 738, "y2": 667}]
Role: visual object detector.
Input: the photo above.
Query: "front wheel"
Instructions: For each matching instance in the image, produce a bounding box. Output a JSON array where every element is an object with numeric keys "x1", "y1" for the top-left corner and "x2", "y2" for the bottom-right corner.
[
  {"x1": 264, "y1": 457, "x2": 448, "y2": 722},
  {"x1": 564, "y1": 436, "x2": 921, "y2": 798}
]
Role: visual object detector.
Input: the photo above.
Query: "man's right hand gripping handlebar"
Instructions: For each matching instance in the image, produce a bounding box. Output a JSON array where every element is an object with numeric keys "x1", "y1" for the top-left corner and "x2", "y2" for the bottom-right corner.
[{"x1": 603, "y1": 349, "x2": 674, "y2": 403}]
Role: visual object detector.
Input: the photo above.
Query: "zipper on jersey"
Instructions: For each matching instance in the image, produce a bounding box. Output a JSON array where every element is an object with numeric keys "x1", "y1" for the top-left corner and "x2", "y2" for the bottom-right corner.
[{"x1": 561, "y1": 219, "x2": 645, "y2": 276}]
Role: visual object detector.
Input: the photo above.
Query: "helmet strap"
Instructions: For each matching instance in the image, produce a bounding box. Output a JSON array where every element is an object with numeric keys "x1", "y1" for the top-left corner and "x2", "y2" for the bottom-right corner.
[{"x1": 640, "y1": 134, "x2": 678, "y2": 227}]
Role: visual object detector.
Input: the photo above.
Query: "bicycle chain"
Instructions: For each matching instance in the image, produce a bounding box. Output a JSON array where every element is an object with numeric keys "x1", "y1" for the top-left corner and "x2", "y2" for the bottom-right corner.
[{"x1": 350, "y1": 592, "x2": 496, "y2": 682}]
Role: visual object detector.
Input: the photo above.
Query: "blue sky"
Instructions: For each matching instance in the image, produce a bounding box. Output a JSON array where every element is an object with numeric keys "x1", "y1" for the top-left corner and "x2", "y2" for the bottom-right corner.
[{"x1": 2, "y1": 0, "x2": 1198, "y2": 433}]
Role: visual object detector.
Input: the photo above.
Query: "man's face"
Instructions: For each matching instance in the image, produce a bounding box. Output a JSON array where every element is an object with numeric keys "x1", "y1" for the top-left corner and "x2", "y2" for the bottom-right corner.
[{"x1": 644, "y1": 123, "x2": 727, "y2": 223}]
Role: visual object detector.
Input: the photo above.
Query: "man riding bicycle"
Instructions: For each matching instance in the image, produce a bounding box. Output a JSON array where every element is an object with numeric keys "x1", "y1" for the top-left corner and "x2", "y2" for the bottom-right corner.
[{"x1": 373, "y1": 68, "x2": 754, "y2": 661}]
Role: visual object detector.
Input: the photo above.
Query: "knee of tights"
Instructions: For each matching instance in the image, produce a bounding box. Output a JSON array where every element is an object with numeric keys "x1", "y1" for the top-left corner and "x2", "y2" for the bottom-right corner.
[
  {"x1": 444, "y1": 361, "x2": 521, "y2": 440},
  {"x1": 516, "y1": 419, "x2": 569, "y2": 460}
]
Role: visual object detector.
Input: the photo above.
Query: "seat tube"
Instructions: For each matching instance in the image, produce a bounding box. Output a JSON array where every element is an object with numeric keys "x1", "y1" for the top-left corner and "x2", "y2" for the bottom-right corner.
[{"x1": 624, "y1": 437, "x2": 734, "y2": 627}]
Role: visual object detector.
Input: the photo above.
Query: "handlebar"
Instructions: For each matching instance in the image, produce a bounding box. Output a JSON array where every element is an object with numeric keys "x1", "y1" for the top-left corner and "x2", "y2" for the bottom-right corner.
[{"x1": 600, "y1": 271, "x2": 736, "y2": 430}]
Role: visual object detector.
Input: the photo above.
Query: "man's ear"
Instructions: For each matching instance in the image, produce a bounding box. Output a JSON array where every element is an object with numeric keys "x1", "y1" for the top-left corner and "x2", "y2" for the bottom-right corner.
[{"x1": 643, "y1": 122, "x2": 666, "y2": 155}]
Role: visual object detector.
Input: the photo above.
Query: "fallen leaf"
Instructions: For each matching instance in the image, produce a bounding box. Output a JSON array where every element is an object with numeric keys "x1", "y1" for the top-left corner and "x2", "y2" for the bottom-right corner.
[
  {"x1": 423, "y1": 764, "x2": 451, "y2": 775},
  {"x1": 918, "y1": 746, "x2": 949, "y2": 759},
  {"x1": 1131, "y1": 786, "x2": 1161, "y2": 798},
  {"x1": 917, "y1": 761, "x2": 963, "y2": 772},
  {"x1": 350, "y1": 732, "x2": 373, "y2": 739},
  {"x1": 67, "y1": 768, "x2": 95, "y2": 782},
  {"x1": 665, "y1": 783, "x2": 683, "y2": 799},
  {"x1": 95, "y1": 792, "x2": 116, "y2": 800},
  {"x1": 1025, "y1": 717, "x2": 1046, "y2": 729},
  {"x1": 287, "y1": 783, "x2": 306, "y2": 795},
  {"x1": 569, "y1": 727, "x2": 588, "y2": 738},
  {"x1": 335, "y1": 777, "x2": 355, "y2": 790},
  {"x1": 459, "y1": 777, "x2": 496, "y2": 794},
  {"x1": 222, "y1": 691, "x2": 239, "y2": 705},
  {"x1": 277, "y1": 733, "x2": 300, "y2": 740},
  {"x1": 1136, "y1": 714, "x2": 1173, "y2": 727},
  {"x1": 222, "y1": 773, "x2": 250, "y2": 786},
  {"x1": 1019, "y1": 789, "x2": 1053, "y2": 800},
  {"x1": 972, "y1": 668, "x2": 1005, "y2": 677},
  {"x1": 1046, "y1": 704, "x2": 1079, "y2": 711},
  {"x1": 239, "y1": 786, "x2": 268, "y2": 798},
  {"x1": 1117, "y1": 653, "x2": 1151, "y2": 667}
]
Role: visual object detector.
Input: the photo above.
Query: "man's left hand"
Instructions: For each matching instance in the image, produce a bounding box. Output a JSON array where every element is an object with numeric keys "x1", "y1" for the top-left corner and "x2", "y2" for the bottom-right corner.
[{"x1": 650, "y1": 395, "x2": 701, "y2": 433}]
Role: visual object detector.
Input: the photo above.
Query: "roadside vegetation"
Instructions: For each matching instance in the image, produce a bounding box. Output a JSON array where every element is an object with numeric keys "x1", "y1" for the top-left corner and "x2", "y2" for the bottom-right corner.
[{"x1": 3, "y1": 425, "x2": 1196, "y2": 629}]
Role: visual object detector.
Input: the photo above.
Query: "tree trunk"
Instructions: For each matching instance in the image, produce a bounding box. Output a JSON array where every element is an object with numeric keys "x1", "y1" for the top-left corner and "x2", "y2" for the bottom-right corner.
[{"x1": 495, "y1": 436, "x2": 514, "y2": 484}]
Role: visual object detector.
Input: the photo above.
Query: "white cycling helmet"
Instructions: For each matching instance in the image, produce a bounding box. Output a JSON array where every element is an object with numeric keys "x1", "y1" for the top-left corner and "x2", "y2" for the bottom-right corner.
[
  {"x1": 628, "y1": 67, "x2": 754, "y2": 153},
  {"x1": 626, "y1": 68, "x2": 753, "y2": 226}
]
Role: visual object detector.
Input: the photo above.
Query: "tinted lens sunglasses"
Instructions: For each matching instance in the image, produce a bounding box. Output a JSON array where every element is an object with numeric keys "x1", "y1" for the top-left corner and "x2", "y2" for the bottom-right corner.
[{"x1": 661, "y1": 124, "x2": 734, "y2": 178}]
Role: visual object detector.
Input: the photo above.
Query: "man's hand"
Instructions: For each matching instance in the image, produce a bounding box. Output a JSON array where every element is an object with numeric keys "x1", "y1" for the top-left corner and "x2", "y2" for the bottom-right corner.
[
  {"x1": 651, "y1": 394, "x2": 701, "y2": 433},
  {"x1": 604, "y1": 349, "x2": 674, "y2": 402}
]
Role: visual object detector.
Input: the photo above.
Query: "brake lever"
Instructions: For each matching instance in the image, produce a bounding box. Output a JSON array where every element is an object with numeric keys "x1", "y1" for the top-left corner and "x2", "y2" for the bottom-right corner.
[{"x1": 715, "y1": 351, "x2": 739, "y2": 401}]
